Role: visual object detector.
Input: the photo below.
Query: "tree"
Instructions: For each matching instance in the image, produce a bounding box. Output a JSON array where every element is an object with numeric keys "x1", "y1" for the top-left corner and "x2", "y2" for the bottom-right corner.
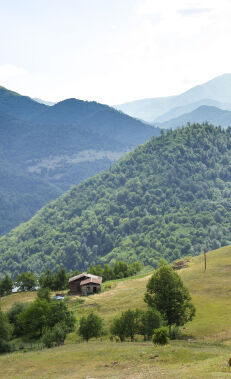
[
  {"x1": 54, "y1": 268, "x2": 68, "y2": 290},
  {"x1": 39, "y1": 270, "x2": 55, "y2": 290},
  {"x1": 78, "y1": 312, "x2": 103, "y2": 342},
  {"x1": 110, "y1": 309, "x2": 141, "y2": 341},
  {"x1": 139, "y1": 308, "x2": 162, "y2": 340},
  {"x1": 15, "y1": 272, "x2": 37, "y2": 292},
  {"x1": 42, "y1": 322, "x2": 67, "y2": 348},
  {"x1": 39, "y1": 268, "x2": 68, "y2": 291},
  {"x1": 0, "y1": 275, "x2": 13, "y2": 296},
  {"x1": 47, "y1": 301, "x2": 75, "y2": 332},
  {"x1": 18, "y1": 298, "x2": 75, "y2": 339},
  {"x1": 144, "y1": 265, "x2": 195, "y2": 336},
  {"x1": 17, "y1": 298, "x2": 50, "y2": 338},
  {"x1": 0, "y1": 307, "x2": 12, "y2": 353},
  {"x1": 121, "y1": 309, "x2": 141, "y2": 341},
  {"x1": 110, "y1": 317, "x2": 126, "y2": 342},
  {"x1": 6, "y1": 302, "x2": 28, "y2": 337}
]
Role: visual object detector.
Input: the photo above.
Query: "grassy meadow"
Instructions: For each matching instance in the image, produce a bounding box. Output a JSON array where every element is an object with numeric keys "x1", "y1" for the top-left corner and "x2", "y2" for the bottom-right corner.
[{"x1": 1, "y1": 245, "x2": 231, "y2": 378}]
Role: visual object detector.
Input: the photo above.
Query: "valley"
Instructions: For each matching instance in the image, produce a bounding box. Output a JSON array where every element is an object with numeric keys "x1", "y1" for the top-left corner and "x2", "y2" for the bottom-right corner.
[{"x1": 0, "y1": 86, "x2": 160, "y2": 235}]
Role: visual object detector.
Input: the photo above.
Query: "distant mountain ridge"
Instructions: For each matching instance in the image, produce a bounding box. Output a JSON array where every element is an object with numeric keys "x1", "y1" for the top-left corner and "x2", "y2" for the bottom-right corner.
[
  {"x1": 154, "y1": 99, "x2": 231, "y2": 123},
  {"x1": 157, "y1": 105, "x2": 231, "y2": 129},
  {"x1": 0, "y1": 85, "x2": 46, "y2": 119},
  {"x1": 115, "y1": 74, "x2": 231, "y2": 123},
  {"x1": 0, "y1": 85, "x2": 160, "y2": 235}
]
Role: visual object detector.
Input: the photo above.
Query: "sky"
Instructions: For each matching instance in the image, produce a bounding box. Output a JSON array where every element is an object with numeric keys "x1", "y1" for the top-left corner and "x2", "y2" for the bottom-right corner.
[{"x1": 0, "y1": 0, "x2": 231, "y2": 105}]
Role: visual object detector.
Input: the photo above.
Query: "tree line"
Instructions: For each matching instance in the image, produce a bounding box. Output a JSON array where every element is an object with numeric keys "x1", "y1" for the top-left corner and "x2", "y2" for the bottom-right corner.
[
  {"x1": 0, "y1": 263, "x2": 195, "y2": 353},
  {"x1": 0, "y1": 260, "x2": 142, "y2": 296}
]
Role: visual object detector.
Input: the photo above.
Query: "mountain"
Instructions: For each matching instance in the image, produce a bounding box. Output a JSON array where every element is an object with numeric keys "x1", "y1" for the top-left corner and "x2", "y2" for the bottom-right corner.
[
  {"x1": 0, "y1": 87, "x2": 160, "y2": 235},
  {"x1": 1, "y1": 123, "x2": 231, "y2": 278},
  {"x1": 0, "y1": 157, "x2": 61, "y2": 236},
  {"x1": 33, "y1": 98, "x2": 56, "y2": 106},
  {"x1": 30, "y1": 98, "x2": 158, "y2": 147},
  {"x1": 115, "y1": 74, "x2": 231, "y2": 123},
  {"x1": 0, "y1": 86, "x2": 46, "y2": 119},
  {"x1": 158, "y1": 105, "x2": 231, "y2": 129},
  {"x1": 154, "y1": 99, "x2": 231, "y2": 123}
]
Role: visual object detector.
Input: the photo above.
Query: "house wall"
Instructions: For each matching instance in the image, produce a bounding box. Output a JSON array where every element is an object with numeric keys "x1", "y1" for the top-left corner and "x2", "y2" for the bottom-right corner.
[
  {"x1": 81, "y1": 284, "x2": 101, "y2": 296},
  {"x1": 69, "y1": 277, "x2": 101, "y2": 295},
  {"x1": 69, "y1": 278, "x2": 82, "y2": 294}
]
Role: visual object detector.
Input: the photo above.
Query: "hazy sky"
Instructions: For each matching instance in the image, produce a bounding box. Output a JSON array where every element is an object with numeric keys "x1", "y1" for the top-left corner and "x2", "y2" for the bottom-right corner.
[{"x1": 1, "y1": 0, "x2": 231, "y2": 104}]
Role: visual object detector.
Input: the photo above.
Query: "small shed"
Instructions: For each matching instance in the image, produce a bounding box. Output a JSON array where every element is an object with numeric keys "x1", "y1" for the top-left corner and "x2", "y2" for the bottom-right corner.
[{"x1": 69, "y1": 273, "x2": 102, "y2": 296}]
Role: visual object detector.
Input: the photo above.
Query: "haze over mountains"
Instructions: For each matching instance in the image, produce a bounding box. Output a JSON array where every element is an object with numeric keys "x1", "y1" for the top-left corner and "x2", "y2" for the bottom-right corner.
[
  {"x1": 115, "y1": 74, "x2": 231, "y2": 125},
  {"x1": 0, "y1": 85, "x2": 160, "y2": 235},
  {"x1": 158, "y1": 105, "x2": 231, "y2": 130}
]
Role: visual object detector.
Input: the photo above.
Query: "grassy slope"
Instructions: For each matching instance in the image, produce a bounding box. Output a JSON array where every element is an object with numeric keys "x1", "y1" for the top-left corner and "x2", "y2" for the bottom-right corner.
[{"x1": 1, "y1": 246, "x2": 231, "y2": 378}]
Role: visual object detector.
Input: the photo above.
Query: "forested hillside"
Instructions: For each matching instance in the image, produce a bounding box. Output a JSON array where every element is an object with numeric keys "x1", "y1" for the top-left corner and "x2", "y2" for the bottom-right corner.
[
  {"x1": 0, "y1": 86, "x2": 160, "y2": 235},
  {"x1": 1, "y1": 123, "x2": 231, "y2": 278}
]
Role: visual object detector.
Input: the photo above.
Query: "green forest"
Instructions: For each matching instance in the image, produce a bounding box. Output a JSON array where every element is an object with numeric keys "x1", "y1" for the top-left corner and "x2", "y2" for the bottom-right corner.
[{"x1": 1, "y1": 123, "x2": 231, "y2": 278}]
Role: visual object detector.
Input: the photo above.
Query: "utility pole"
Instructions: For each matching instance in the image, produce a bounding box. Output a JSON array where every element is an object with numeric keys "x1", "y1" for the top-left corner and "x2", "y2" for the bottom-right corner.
[{"x1": 204, "y1": 251, "x2": 207, "y2": 272}]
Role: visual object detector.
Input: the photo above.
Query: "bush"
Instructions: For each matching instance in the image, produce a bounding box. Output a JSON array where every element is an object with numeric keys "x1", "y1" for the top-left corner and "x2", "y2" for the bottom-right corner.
[
  {"x1": 170, "y1": 325, "x2": 181, "y2": 340},
  {"x1": 42, "y1": 322, "x2": 67, "y2": 348},
  {"x1": 0, "y1": 339, "x2": 12, "y2": 353},
  {"x1": 78, "y1": 312, "x2": 103, "y2": 342},
  {"x1": 41, "y1": 328, "x2": 54, "y2": 348},
  {"x1": 37, "y1": 287, "x2": 51, "y2": 302},
  {"x1": 152, "y1": 327, "x2": 169, "y2": 345}
]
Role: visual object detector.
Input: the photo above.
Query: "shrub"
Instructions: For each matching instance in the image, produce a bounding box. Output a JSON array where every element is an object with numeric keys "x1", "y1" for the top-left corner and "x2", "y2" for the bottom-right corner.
[
  {"x1": 37, "y1": 287, "x2": 51, "y2": 302},
  {"x1": 42, "y1": 322, "x2": 67, "y2": 348},
  {"x1": 78, "y1": 312, "x2": 103, "y2": 342},
  {"x1": 0, "y1": 339, "x2": 11, "y2": 353},
  {"x1": 170, "y1": 325, "x2": 181, "y2": 340},
  {"x1": 41, "y1": 328, "x2": 54, "y2": 348},
  {"x1": 152, "y1": 327, "x2": 169, "y2": 345}
]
